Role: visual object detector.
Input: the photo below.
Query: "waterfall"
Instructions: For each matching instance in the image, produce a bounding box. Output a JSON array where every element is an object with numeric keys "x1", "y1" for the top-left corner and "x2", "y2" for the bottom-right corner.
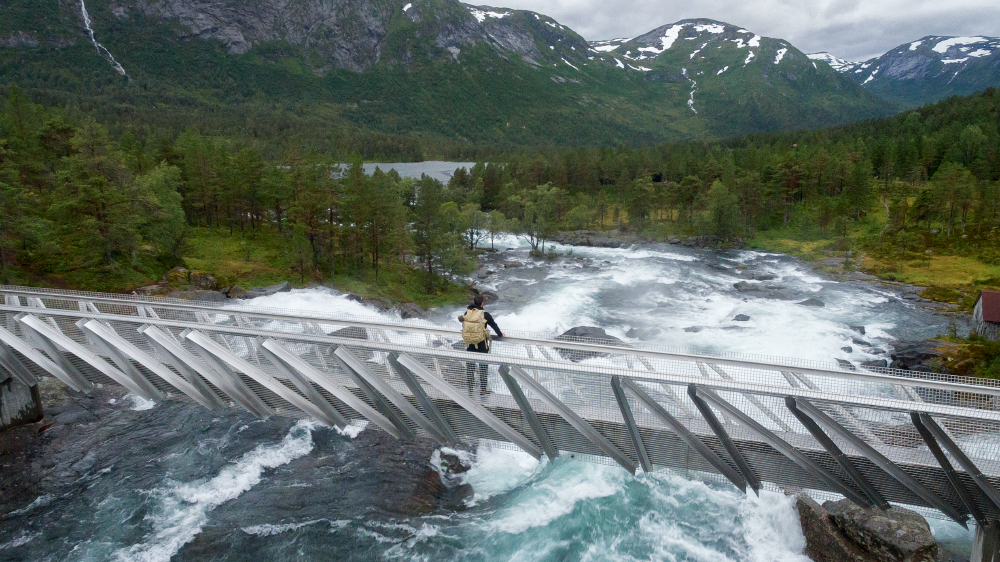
[{"x1": 79, "y1": 0, "x2": 128, "y2": 77}]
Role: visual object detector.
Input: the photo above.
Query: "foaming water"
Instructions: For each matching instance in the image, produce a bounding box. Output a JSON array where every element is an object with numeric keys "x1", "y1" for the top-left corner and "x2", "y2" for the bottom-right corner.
[
  {"x1": 378, "y1": 445, "x2": 814, "y2": 561},
  {"x1": 1, "y1": 242, "x2": 968, "y2": 561},
  {"x1": 111, "y1": 420, "x2": 318, "y2": 562}
]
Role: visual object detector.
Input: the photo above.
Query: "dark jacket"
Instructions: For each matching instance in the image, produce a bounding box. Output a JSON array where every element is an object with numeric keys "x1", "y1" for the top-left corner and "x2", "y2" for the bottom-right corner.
[{"x1": 460, "y1": 304, "x2": 503, "y2": 337}]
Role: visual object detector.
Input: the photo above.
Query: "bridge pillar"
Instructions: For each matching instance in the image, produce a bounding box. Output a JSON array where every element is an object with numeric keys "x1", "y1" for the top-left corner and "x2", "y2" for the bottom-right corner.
[
  {"x1": 973, "y1": 522, "x2": 1000, "y2": 562},
  {"x1": 0, "y1": 373, "x2": 44, "y2": 430}
]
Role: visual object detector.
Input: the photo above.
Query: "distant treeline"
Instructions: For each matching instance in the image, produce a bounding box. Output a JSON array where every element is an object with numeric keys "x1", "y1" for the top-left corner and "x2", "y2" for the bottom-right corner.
[{"x1": 2, "y1": 86, "x2": 999, "y2": 293}]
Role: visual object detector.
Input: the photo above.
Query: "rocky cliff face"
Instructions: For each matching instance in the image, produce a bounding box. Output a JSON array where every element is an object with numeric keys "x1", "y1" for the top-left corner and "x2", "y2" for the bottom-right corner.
[
  {"x1": 113, "y1": 0, "x2": 586, "y2": 72},
  {"x1": 125, "y1": 0, "x2": 403, "y2": 71}
]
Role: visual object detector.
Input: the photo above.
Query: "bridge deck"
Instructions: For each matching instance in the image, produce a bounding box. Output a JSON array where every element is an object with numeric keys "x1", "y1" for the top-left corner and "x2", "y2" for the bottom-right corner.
[{"x1": 3, "y1": 285, "x2": 1000, "y2": 525}]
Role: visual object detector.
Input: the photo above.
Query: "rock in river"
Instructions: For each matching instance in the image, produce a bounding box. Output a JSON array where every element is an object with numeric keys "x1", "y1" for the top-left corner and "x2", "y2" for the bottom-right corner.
[
  {"x1": 796, "y1": 495, "x2": 938, "y2": 562},
  {"x1": 556, "y1": 326, "x2": 626, "y2": 362}
]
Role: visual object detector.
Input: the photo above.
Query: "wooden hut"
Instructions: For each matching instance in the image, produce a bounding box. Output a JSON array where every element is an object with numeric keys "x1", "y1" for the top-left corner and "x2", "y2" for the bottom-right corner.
[{"x1": 973, "y1": 290, "x2": 1000, "y2": 341}]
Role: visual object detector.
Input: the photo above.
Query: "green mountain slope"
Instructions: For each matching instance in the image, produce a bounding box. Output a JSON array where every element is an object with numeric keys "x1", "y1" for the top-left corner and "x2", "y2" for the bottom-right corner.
[{"x1": 0, "y1": 0, "x2": 892, "y2": 149}]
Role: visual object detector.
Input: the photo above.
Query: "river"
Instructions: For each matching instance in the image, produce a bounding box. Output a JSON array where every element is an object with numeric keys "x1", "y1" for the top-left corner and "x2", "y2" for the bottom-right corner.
[{"x1": 0, "y1": 238, "x2": 976, "y2": 561}]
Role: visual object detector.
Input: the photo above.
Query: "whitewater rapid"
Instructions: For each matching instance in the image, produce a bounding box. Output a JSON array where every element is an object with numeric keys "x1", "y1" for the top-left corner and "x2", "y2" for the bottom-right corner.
[{"x1": 0, "y1": 239, "x2": 973, "y2": 561}]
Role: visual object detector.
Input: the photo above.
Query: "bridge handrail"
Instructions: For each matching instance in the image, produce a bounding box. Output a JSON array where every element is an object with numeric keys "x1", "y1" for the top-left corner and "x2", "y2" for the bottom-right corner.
[
  {"x1": 3, "y1": 293, "x2": 1000, "y2": 420},
  {"x1": 1, "y1": 285, "x2": 995, "y2": 395}
]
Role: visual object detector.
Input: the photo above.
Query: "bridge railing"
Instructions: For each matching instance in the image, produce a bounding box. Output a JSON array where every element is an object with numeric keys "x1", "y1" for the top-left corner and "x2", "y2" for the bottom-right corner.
[{"x1": 3, "y1": 285, "x2": 1000, "y2": 525}]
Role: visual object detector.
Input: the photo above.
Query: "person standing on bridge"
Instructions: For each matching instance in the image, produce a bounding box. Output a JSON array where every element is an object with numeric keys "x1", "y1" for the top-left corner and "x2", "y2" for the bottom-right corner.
[{"x1": 459, "y1": 295, "x2": 504, "y2": 396}]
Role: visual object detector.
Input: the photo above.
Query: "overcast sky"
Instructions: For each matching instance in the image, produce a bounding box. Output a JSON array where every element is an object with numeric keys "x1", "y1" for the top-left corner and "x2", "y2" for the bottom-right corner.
[{"x1": 492, "y1": 0, "x2": 999, "y2": 61}]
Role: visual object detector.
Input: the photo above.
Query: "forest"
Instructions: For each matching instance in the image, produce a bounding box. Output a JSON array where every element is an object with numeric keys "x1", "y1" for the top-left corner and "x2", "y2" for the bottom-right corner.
[{"x1": 1, "y1": 86, "x2": 998, "y2": 305}]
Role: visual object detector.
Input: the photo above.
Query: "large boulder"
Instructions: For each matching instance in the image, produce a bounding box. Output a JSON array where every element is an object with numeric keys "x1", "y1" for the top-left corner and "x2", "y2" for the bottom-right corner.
[
  {"x1": 164, "y1": 266, "x2": 189, "y2": 286},
  {"x1": 328, "y1": 326, "x2": 368, "y2": 340},
  {"x1": 682, "y1": 235, "x2": 722, "y2": 248},
  {"x1": 188, "y1": 271, "x2": 218, "y2": 291},
  {"x1": 824, "y1": 499, "x2": 937, "y2": 562},
  {"x1": 552, "y1": 230, "x2": 624, "y2": 248},
  {"x1": 397, "y1": 303, "x2": 427, "y2": 319},
  {"x1": 799, "y1": 297, "x2": 826, "y2": 307},
  {"x1": 889, "y1": 340, "x2": 942, "y2": 372},
  {"x1": 243, "y1": 281, "x2": 291, "y2": 299},
  {"x1": 556, "y1": 326, "x2": 626, "y2": 362},
  {"x1": 470, "y1": 288, "x2": 499, "y2": 304},
  {"x1": 796, "y1": 495, "x2": 878, "y2": 562},
  {"x1": 626, "y1": 327, "x2": 662, "y2": 341}
]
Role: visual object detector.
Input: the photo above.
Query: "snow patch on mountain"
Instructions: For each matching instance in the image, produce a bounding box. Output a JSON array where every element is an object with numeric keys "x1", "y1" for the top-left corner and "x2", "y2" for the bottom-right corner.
[
  {"x1": 807, "y1": 52, "x2": 858, "y2": 72},
  {"x1": 468, "y1": 7, "x2": 511, "y2": 23},
  {"x1": 643, "y1": 23, "x2": 686, "y2": 55},
  {"x1": 933, "y1": 37, "x2": 990, "y2": 54},
  {"x1": 909, "y1": 40, "x2": 923, "y2": 51},
  {"x1": 693, "y1": 23, "x2": 725, "y2": 34},
  {"x1": 774, "y1": 47, "x2": 787, "y2": 64}
]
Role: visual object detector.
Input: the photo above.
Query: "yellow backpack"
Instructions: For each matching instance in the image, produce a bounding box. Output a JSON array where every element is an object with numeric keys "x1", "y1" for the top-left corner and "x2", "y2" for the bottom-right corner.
[{"x1": 462, "y1": 308, "x2": 488, "y2": 345}]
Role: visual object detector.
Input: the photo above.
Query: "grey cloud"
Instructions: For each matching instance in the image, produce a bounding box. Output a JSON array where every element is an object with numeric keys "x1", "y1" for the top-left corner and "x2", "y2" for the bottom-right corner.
[{"x1": 493, "y1": 0, "x2": 999, "y2": 61}]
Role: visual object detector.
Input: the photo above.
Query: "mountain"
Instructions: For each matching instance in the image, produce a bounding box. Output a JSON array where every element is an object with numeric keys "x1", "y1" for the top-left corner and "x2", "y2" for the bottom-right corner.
[
  {"x1": 0, "y1": 0, "x2": 890, "y2": 148},
  {"x1": 586, "y1": 19, "x2": 882, "y2": 137},
  {"x1": 809, "y1": 36, "x2": 1000, "y2": 107}
]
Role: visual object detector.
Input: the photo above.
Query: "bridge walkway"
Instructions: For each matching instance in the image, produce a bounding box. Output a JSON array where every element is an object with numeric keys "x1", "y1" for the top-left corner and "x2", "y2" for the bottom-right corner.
[{"x1": 3, "y1": 286, "x2": 1000, "y2": 533}]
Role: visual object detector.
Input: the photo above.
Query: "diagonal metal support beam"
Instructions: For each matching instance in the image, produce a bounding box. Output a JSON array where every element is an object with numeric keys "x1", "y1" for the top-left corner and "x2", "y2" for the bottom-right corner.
[
  {"x1": 81, "y1": 320, "x2": 222, "y2": 410},
  {"x1": 911, "y1": 412, "x2": 987, "y2": 526},
  {"x1": 787, "y1": 397, "x2": 889, "y2": 510},
  {"x1": 18, "y1": 314, "x2": 158, "y2": 400},
  {"x1": 328, "y1": 350, "x2": 415, "y2": 439},
  {"x1": 396, "y1": 354, "x2": 543, "y2": 459},
  {"x1": 914, "y1": 412, "x2": 1000, "y2": 513},
  {"x1": 688, "y1": 384, "x2": 761, "y2": 495},
  {"x1": 620, "y1": 377, "x2": 747, "y2": 491},
  {"x1": 0, "y1": 341, "x2": 38, "y2": 387},
  {"x1": 387, "y1": 352, "x2": 459, "y2": 446},
  {"x1": 260, "y1": 339, "x2": 399, "y2": 438},
  {"x1": 5, "y1": 319, "x2": 92, "y2": 392},
  {"x1": 792, "y1": 397, "x2": 968, "y2": 525},
  {"x1": 334, "y1": 346, "x2": 449, "y2": 443},
  {"x1": 133, "y1": 332, "x2": 226, "y2": 411},
  {"x1": 506, "y1": 365, "x2": 635, "y2": 473},
  {"x1": 611, "y1": 376, "x2": 652, "y2": 473},
  {"x1": 257, "y1": 338, "x2": 347, "y2": 429},
  {"x1": 694, "y1": 385, "x2": 875, "y2": 509},
  {"x1": 499, "y1": 365, "x2": 557, "y2": 462},
  {"x1": 143, "y1": 326, "x2": 272, "y2": 418},
  {"x1": 75, "y1": 320, "x2": 163, "y2": 401},
  {"x1": 186, "y1": 330, "x2": 335, "y2": 425}
]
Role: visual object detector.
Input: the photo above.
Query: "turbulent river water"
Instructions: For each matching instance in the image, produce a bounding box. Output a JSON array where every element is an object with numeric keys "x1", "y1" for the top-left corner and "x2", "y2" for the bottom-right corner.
[{"x1": 0, "y1": 237, "x2": 976, "y2": 561}]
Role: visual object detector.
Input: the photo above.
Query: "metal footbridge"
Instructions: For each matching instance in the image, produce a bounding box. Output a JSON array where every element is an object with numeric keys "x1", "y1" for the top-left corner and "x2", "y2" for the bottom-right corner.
[{"x1": 4, "y1": 286, "x2": 1000, "y2": 533}]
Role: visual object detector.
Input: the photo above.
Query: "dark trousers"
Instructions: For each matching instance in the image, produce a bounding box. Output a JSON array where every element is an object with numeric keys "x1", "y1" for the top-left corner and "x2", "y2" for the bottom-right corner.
[{"x1": 466, "y1": 341, "x2": 489, "y2": 394}]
